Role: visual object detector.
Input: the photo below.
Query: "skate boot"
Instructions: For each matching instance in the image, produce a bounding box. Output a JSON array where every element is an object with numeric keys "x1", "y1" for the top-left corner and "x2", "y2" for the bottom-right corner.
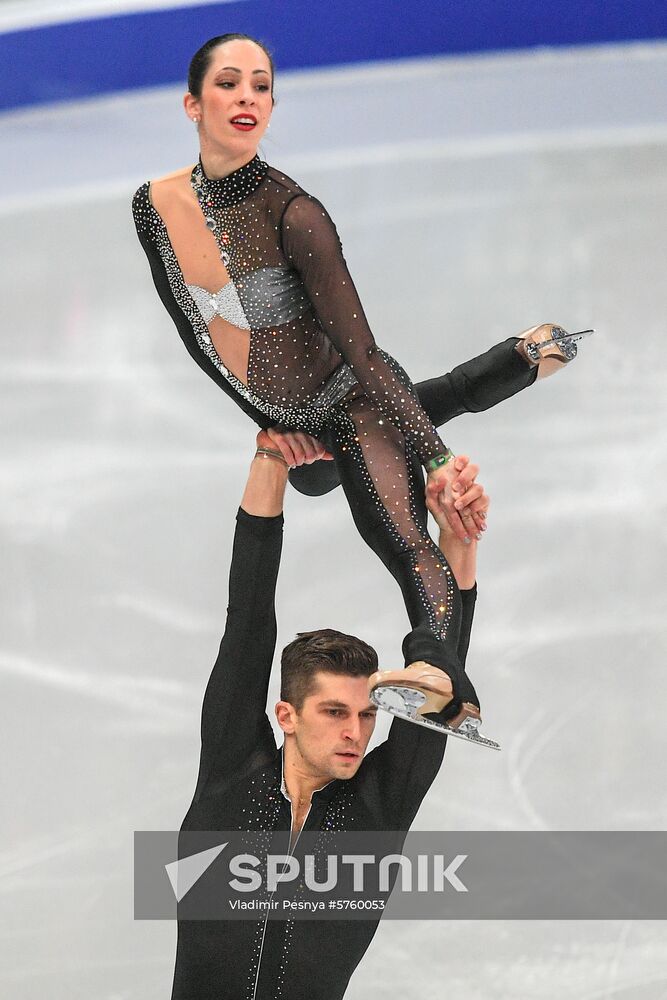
[
  {"x1": 518, "y1": 324, "x2": 594, "y2": 379},
  {"x1": 368, "y1": 662, "x2": 501, "y2": 750}
]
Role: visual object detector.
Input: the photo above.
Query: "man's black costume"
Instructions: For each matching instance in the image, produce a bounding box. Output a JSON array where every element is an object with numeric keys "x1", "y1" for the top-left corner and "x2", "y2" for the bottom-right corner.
[
  {"x1": 170, "y1": 341, "x2": 536, "y2": 999},
  {"x1": 172, "y1": 506, "x2": 475, "y2": 1000}
]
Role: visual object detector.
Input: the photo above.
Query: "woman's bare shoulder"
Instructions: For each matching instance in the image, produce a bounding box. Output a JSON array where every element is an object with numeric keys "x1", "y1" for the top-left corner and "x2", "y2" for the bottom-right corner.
[{"x1": 148, "y1": 166, "x2": 195, "y2": 209}]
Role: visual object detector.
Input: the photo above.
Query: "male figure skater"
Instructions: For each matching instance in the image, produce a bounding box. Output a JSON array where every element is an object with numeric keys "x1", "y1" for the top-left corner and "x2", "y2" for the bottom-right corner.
[{"x1": 170, "y1": 428, "x2": 487, "y2": 1000}]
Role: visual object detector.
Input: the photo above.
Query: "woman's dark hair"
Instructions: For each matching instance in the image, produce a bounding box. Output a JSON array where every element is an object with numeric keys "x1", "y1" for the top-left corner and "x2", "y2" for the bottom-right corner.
[
  {"x1": 281, "y1": 629, "x2": 378, "y2": 711},
  {"x1": 188, "y1": 33, "x2": 275, "y2": 100}
]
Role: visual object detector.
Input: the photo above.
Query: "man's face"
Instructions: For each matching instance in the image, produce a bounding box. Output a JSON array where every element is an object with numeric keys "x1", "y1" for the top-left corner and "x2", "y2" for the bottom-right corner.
[{"x1": 279, "y1": 671, "x2": 378, "y2": 782}]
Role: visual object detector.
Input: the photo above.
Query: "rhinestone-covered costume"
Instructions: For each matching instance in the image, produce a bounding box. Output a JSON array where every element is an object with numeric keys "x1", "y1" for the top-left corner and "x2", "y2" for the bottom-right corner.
[
  {"x1": 289, "y1": 336, "x2": 538, "y2": 496},
  {"x1": 133, "y1": 155, "x2": 524, "y2": 699},
  {"x1": 171, "y1": 507, "x2": 477, "y2": 1000}
]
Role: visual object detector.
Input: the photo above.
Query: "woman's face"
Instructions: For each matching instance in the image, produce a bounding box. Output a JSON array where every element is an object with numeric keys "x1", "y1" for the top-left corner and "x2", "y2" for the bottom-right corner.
[{"x1": 186, "y1": 39, "x2": 274, "y2": 155}]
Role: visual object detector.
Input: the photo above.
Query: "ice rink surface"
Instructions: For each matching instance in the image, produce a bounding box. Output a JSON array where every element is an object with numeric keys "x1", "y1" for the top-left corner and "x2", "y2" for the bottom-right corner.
[{"x1": 2, "y1": 41, "x2": 667, "y2": 999}]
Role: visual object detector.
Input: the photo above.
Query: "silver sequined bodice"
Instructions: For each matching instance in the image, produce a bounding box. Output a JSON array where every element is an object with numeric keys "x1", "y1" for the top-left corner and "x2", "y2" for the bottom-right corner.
[
  {"x1": 187, "y1": 265, "x2": 311, "y2": 331},
  {"x1": 186, "y1": 282, "x2": 250, "y2": 329}
]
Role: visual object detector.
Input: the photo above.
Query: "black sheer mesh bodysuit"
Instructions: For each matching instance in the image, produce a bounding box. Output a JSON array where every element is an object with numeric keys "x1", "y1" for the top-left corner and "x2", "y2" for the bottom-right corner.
[{"x1": 133, "y1": 155, "x2": 474, "y2": 703}]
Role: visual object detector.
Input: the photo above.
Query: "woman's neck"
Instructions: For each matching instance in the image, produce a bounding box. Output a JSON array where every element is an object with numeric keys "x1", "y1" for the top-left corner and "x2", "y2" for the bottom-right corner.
[{"x1": 198, "y1": 139, "x2": 258, "y2": 180}]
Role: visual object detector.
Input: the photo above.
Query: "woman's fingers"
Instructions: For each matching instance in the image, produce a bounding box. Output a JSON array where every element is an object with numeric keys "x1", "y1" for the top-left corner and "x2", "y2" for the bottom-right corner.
[
  {"x1": 470, "y1": 493, "x2": 490, "y2": 533},
  {"x1": 459, "y1": 490, "x2": 490, "y2": 536},
  {"x1": 433, "y1": 478, "x2": 490, "y2": 539},
  {"x1": 451, "y1": 465, "x2": 489, "y2": 536},
  {"x1": 469, "y1": 493, "x2": 490, "y2": 516},
  {"x1": 427, "y1": 480, "x2": 469, "y2": 541},
  {"x1": 451, "y1": 458, "x2": 478, "y2": 496},
  {"x1": 454, "y1": 483, "x2": 484, "y2": 510},
  {"x1": 460, "y1": 509, "x2": 484, "y2": 536},
  {"x1": 455, "y1": 484, "x2": 484, "y2": 532}
]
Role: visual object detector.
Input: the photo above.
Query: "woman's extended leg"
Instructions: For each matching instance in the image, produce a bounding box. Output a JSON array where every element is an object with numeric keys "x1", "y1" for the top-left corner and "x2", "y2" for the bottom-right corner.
[
  {"x1": 414, "y1": 336, "x2": 536, "y2": 425},
  {"x1": 329, "y1": 386, "x2": 478, "y2": 720},
  {"x1": 289, "y1": 324, "x2": 591, "y2": 497},
  {"x1": 289, "y1": 336, "x2": 536, "y2": 497}
]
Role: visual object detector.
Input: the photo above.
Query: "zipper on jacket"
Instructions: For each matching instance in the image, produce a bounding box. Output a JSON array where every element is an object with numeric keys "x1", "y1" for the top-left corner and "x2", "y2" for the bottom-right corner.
[{"x1": 250, "y1": 797, "x2": 313, "y2": 1000}]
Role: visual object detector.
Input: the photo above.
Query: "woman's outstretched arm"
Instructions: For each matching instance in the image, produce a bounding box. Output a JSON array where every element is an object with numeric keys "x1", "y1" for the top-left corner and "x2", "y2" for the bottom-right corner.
[{"x1": 280, "y1": 193, "x2": 451, "y2": 466}]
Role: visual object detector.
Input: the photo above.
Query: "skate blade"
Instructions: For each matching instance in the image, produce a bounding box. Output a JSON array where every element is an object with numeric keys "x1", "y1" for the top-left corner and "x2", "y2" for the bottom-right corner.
[
  {"x1": 549, "y1": 327, "x2": 594, "y2": 360},
  {"x1": 370, "y1": 684, "x2": 501, "y2": 751},
  {"x1": 556, "y1": 327, "x2": 595, "y2": 343}
]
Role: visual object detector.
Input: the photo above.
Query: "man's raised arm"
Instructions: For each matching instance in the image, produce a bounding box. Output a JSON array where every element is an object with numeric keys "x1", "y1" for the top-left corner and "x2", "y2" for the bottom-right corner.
[{"x1": 190, "y1": 430, "x2": 331, "y2": 804}]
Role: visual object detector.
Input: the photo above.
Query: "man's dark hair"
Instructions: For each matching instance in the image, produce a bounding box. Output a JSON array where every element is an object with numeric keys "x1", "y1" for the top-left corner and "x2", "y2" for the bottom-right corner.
[
  {"x1": 188, "y1": 33, "x2": 275, "y2": 100},
  {"x1": 280, "y1": 629, "x2": 378, "y2": 711}
]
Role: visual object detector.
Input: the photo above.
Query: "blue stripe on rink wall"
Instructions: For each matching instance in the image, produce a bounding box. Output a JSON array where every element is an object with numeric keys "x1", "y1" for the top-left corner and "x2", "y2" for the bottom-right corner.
[{"x1": 2, "y1": 0, "x2": 666, "y2": 111}]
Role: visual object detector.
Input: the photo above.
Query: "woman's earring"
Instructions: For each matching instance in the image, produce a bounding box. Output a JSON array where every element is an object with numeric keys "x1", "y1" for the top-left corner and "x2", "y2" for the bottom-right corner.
[{"x1": 192, "y1": 116, "x2": 200, "y2": 124}]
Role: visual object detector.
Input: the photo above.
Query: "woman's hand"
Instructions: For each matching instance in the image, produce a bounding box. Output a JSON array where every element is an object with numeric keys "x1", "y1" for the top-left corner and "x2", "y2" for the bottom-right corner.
[
  {"x1": 257, "y1": 428, "x2": 334, "y2": 468},
  {"x1": 426, "y1": 455, "x2": 487, "y2": 541},
  {"x1": 427, "y1": 457, "x2": 489, "y2": 589}
]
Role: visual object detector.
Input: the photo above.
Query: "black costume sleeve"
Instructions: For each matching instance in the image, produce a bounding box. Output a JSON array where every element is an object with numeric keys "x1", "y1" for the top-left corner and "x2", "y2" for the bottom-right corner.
[
  {"x1": 358, "y1": 585, "x2": 477, "y2": 830},
  {"x1": 191, "y1": 509, "x2": 282, "y2": 803},
  {"x1": 280, "y1": 194, "x2": 449, "y2": 465}
]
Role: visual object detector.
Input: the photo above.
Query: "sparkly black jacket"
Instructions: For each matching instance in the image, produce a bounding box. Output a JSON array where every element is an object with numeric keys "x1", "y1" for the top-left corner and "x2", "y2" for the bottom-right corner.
[{"x1": 171, "y1": 508, "x2": 476, "y2": 1000}]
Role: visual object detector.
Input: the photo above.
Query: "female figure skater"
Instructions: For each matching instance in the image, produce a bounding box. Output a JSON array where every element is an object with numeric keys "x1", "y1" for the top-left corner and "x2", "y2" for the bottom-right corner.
[{"x1": 132, "y1": 33, "x2": 589, "y2": 744}]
